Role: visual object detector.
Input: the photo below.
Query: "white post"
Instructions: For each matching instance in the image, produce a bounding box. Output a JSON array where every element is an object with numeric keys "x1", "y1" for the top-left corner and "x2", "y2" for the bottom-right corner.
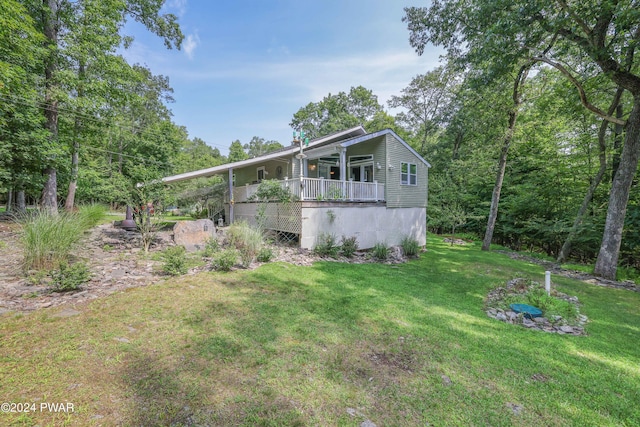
[
  {"x1": 545, "y1": 271, "x2": 551, "y2": 296},
  {"x1": 228, "y1": 167, "x2": 234, "y2": 224}
]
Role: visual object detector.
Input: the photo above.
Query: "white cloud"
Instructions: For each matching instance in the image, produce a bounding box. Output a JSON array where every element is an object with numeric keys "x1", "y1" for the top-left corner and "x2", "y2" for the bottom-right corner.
[
  {"x1": 183, "y1": 33, "x2": 200, "y2": 60},
  {"x1": 165, "y1": 0, "x2": 187, "y2": 16},
  {"x1": 171, "y1": 49, "x2": 442, "y2": 104}
]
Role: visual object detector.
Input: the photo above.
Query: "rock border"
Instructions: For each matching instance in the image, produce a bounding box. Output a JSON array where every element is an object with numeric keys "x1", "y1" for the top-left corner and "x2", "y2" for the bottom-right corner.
[{"x1": 485, "y1": 278, "x2": 588, "y2": 336}]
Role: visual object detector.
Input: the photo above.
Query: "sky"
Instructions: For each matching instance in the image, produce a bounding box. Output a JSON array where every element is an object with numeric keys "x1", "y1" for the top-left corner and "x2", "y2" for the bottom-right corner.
[{"x1": 122, "y1": 0, "x2": 443, "y2": 155}]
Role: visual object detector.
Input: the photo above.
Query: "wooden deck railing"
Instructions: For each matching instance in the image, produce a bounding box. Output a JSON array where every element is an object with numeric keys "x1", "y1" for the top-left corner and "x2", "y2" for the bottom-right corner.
[{"x1": 232, "y1": 177, "x2": 385, "y2": 203}]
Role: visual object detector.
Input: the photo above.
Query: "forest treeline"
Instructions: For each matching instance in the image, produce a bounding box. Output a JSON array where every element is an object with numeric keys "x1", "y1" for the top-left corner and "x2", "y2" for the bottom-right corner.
[{"x1": 0, "y1": 0, "x2": 638, "y2": 279}]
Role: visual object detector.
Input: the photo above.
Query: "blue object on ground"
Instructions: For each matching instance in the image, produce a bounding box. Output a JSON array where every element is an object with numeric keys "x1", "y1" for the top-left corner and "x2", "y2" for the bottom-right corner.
[{"x1": 510, "y1": 303, "x2": 543, "y2": 319}]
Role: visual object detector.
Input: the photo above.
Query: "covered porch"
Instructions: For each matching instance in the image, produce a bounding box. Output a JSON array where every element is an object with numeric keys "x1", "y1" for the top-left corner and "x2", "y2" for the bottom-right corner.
[{"x1": 231, "y1": 177, "x2": 385, "y2": 203}]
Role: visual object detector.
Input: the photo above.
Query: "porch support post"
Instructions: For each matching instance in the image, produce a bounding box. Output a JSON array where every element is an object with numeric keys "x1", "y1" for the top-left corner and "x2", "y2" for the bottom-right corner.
[
  {"x1": 228, "y1": 167, "x2": 234, "y2": 224},
  {"x1": 374, "y1": 180, "x2": 378, "y2": 201},
  {"x1": 339, "y1": 147, "x2": 347, "y2": 200}
]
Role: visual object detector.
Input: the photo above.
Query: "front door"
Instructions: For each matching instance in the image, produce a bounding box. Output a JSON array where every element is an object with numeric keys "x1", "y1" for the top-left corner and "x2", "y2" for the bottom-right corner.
[{"x1": 350, "y1": 163, "x2": 373, "y2": 182}]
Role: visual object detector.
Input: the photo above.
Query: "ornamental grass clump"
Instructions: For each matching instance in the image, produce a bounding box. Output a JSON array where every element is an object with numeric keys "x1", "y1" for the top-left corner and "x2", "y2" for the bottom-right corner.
[
  {"x1": 77, "y1": 203, "x2": 107, "y2": 229},
  {"x1": 400, "y1": 236, "x2": 420, "y2": 258},
  {"x1": 371, "y1": 243, "x2": 390, "y2": 261},
  {"x1": 20, "y1": 211, "x2": 86, "y2": 271},
  {"x1": 228, "y1": 221, "x2": 264, "y2": 267}
]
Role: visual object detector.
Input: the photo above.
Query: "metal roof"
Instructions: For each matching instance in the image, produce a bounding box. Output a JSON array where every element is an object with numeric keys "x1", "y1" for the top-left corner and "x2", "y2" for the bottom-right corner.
[
  {"x1": 162, "y1": 126, "x2": 366, "y2": 184},
  {"x1": 161, "y1": 125, "x2": 431, "y2": 184}
]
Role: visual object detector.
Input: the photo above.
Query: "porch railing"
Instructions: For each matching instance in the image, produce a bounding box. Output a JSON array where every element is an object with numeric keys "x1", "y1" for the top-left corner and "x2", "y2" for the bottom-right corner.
[{"x1": 232, "y1": 177, "x2": 385, "y2": 203}]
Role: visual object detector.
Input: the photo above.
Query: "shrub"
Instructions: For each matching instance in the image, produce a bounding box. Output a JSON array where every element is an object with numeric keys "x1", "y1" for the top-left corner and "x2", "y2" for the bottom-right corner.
[
  {"x1": 212, "y1": 249, "x2": 238, "y2": 271},
  {"x1": 49, "y1": 262, "x2": 91, "y2": 292},
  {"x1": 162, "y1": 246, "x2": 188, "y2": 276},
  {"x1": 202, "y1": 238, "x2": 220, "y2": 258},
  {"x1": 20, "y1": 211, "x2": 85, "y2": 271},
  {"x1": 401, "y1": 236, "x2": 420, "y2": 258},
  {"x1": 371, "y1": 243, "x2": 390, "y2": 261},
  {"x1": 257, "y1": 247, "x2": 274, "y2": 263},
  {"x1": 228, "y1": 221, "x2": 264, "y2": 267},
  {"x1": 314, "y1": 233, "x2": 339, "y2": 258},
  {"x1": 340, "y1": 235, "x2": 358, "y2": 258}
]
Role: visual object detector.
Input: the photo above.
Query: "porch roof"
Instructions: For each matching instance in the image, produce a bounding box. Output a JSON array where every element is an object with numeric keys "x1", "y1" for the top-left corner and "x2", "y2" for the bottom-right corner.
[{"x1": 162, "y1": 126, "x2": 366, "y2": 184}]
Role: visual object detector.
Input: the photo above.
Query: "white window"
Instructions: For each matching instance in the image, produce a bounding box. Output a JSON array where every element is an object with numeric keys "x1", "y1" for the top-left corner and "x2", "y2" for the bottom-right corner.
[
  {"x1": 257, "y1": 166, "x2": 266, "y2": 182},
  {"x1": 401, "y1": 162, "x2": 417, "y2": 186}
]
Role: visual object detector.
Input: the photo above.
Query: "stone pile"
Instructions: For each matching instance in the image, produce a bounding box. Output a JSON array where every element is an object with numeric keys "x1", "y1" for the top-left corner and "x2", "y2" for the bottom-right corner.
[{"x1": 485, "y1": 278, "x2": 588, "y2": 335}]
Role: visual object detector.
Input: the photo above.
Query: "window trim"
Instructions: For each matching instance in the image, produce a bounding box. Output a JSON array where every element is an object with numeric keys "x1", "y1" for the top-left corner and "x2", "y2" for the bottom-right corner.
[
  {"x1": 401, "y1": 162, "x2": 417, "y2": 186},
  {"x1": 257, "y1": 166, "x2": 266, "y2": 182}
]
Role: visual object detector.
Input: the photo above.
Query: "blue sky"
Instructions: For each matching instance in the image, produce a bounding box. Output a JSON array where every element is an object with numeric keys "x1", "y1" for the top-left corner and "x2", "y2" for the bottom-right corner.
[{"x1": 123, "y1": 0, "x2": 442, "y2": 155}]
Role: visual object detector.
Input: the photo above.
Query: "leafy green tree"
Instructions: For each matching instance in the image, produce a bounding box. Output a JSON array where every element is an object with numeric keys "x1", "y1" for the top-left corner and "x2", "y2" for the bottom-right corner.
[
  {"x1": 388, "y1": 66, "x2": 458, "y2": 153},
  {"x1": 404, "y1": 0, "x2": 640, "y2": 279},
  {"x1": 228, "y1": 140, "x2": 248, "y2": 163},
  {"x1": 243, "y1": 136, "x2": 283, "y2": 158},
  {"x1": 290, "y1": 86, "x2": 384, "y2": 138},
  {"x1": 26, "y1": 0, "x2": 183, "y2": 213}
]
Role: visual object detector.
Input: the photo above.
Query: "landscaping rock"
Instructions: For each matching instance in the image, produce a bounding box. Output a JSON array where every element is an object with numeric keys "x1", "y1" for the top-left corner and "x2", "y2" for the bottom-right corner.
[
  {"x1": 485, "y1": 277, "x2": 588, "y2": 336},
  {"x1": 173, "y1": 219, "x2": 215, "y2": 251}
]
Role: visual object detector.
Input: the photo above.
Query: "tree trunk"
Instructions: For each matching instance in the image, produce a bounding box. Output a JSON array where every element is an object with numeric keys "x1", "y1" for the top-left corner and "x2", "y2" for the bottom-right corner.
[
  {"x1": 41, "y1": 0, "x2": 59, "y2": 214},
  {"x1": 482, "y1": 65, "x2": 530, "y2": 251},
  {"x1": 594, "y1": 97, "x2": 640, "y2": 279},
  {"x1": 557, "y1": 88, "x2": 623, "y2": 263},
  {"x1": 64, "y1": 142, "x2": 79, "y2": 211},
  {"x1": 65, "y1": 62, "x2": 85, "y2": 211},
  {"x1": 5, "y1": 188, "x2": 13, "y2": 212},
  {"x1": 611, "y1": 104, "x2": 624, "y2": 182},
  {"x1": 16, "y1": 190, "x2": 26, "y2": 213}
]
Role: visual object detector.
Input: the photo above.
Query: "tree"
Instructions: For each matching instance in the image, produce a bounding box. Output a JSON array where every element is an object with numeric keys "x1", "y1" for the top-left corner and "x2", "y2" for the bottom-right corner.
[
  {"x1": 290, "y1": 86, "x2": 384, "y2": 138},
  {"x1": 26, "y1": 0, "x2": 183, "y2": 212},
  {"x1": 243, "y1": 136, "x2": 283, "y2": 158},
  {"x1": 404, "y1": 0, "x2": 640, "y2": 279},
  {"x1": 388, "y1": 66, "x2": 458, "y2": 153},
  {"x1": 228, "y1": 140, "x2": 248, "y2": 163}
]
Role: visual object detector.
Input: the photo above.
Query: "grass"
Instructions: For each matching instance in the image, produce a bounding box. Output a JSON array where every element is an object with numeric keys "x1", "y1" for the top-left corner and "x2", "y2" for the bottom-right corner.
[{"x1": 0, "y1": 235, "x2": 639, "y2": 426}]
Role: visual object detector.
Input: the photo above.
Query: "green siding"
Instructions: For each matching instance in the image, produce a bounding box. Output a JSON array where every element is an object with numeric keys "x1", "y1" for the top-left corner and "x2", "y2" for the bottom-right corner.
[
  {"x1": 233, "y1": 159, "x2": 293, "y2": 186},
  {"x1": 345, "y1": 135, "x2": 387, "y2": 186},
  {"x1": 384, "y1": 133, "x2": 428, "y2": 208}
]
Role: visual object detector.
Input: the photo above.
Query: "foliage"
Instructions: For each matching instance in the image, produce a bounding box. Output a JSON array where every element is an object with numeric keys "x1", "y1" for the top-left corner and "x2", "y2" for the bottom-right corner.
[
  {"x1": 19, "y1": 211, "x2": 86, "y2": 271},
  {"x1": 400, "y1": 236, "x2": 420, "y2": 258},
  {"x1": 202, "y1": 238, "x2": 220, "y2": 258},
  {"x1": 243, "y1": 136, "x2": 283, "y2": 158},
  {"x1": 314, "y1": 233, "x2": 340, "y2": 258},
  {"x1": 77, "y1": 203, "x2": 107, "y2": 229},
  {"x1": 228, "y1": 140, "x2": 248, "y2": 162},
  {"x1": 162, "y1": 246, "x2": 188, "y2": 276},
  {"x1": 256, "y1": 247, "x2": 274, "y2": 263},
  {"x1": 339, "y1": 235, "x2": 358, "y2": 258},
  {"x1": 290, "y1": 86, "x2": 384, "y2": 138},
  {"x1": 371, "y1": 243, "x2": 390, "y2": 260},
  {"x1": 211, "y1": 248, "x2": 238, "y2": 271},
  {"x1": 49, "y1": 261, "x2": 91, "y2": 292},
  {"x1": 252, "y1": 179, "x2": 292, "y2": 203},
  {"x1": 227, "y1": 221, "x2": 264, "y2": 267}
]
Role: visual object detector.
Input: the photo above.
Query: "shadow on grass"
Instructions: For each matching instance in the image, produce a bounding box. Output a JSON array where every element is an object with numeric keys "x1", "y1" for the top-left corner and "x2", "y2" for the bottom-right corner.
[{"x1": 119, "y1": 237, "x2": 640, "y2": 425}]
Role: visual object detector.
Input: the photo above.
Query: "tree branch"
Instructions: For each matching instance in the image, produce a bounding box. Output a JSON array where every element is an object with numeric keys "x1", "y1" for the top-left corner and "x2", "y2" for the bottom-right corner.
[{"x1": 532, "y1": 56, "x2": 627, "y2": 125}]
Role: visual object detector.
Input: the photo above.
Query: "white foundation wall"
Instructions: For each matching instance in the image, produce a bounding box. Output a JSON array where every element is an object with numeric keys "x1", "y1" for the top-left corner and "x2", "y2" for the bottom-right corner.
[{"x1": 300, "y1": 205, "x2": 426, "y2": 250}]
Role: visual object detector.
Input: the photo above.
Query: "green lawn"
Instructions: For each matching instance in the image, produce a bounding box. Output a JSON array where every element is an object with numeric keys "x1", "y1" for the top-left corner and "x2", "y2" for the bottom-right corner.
[{"x1": 1, "y1": 236, "x2": 639, "y2": 426}]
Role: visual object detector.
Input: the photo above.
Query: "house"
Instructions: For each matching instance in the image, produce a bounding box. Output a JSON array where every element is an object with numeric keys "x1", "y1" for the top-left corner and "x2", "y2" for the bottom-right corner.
[{"x1": 162, "y1": 126, "x2": 430, "y2": 249}]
